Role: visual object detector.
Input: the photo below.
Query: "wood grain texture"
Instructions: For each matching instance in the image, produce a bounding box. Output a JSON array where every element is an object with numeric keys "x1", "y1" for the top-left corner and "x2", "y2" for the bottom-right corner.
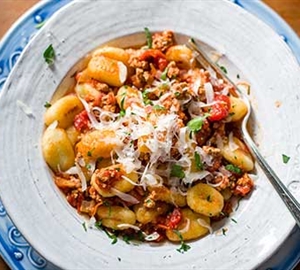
[{"x1": 0, "y1": 0, "x2": 299, "y2": 269}]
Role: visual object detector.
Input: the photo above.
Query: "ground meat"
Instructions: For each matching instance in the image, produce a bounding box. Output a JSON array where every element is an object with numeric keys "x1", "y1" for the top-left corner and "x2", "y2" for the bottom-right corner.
[
  {"x1": 195, "y1": 119, "x2": 212, "y2": 146},
  {"x1": 92, "y1": 166, "x2": 123, "y2": 190},
  {"x1": 130, "y1": 68, "x2": 154, "y2": 89},
  {"x1": 166, "y1": 61, "x2": 180, "y2": 79},
  {"x1": 233, "y1": 173, "x2": 254, "y2": 197},
  {"x1": 152, "y1": 30, "x2": 174, "y2": 52},
  {"x1": 100, "y1": 91, "x2": 117, "y2": 112},
  {"x1": 66, "y1": 190, "x2": 84, "y2": 211},
  {"x1": 171, "y1": 82, "x2": 188, "y2": 97},
  {"x1": 128, "y1": 49, "x2": 149, "y2": 70}
]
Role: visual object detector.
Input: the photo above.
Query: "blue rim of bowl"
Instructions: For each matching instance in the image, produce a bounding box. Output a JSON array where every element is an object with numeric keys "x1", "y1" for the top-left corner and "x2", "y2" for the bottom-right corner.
[{"x1": 0, "y1": 0, "x2": 299, "y2": 269}]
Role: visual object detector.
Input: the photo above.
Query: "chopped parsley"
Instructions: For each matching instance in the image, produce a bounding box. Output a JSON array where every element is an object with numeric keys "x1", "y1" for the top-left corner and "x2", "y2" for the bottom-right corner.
[
  {"x1": 86, "y1": 164, "x2": 92, "y2": 170},
  {"x1": 173, "y1": 230, "x2": 191, "y2": 253},
  {"x1": 161, "y1": 68, "x2": 168, "y2": 80},
  {"x1": 225, "y1": 164, "x2": 242, "y2": 174},
  {"x1": 237, "y1": 74, "x2": 240, "y2": 79},
  {"x1": 153, "y1": 104, "x2": 166, "y2": 111},
  {"x1": 120, "y1": 96, "x2": 126, "y2": 117},
  {"x1": 118, "y1": 257, "x2": 121, "y2": 262},
  {"x1": 82, "y1": 222, "x2": 87, "y2": 232},
  {"x1": 170, "y1": 164, "x2": 185, "y2": 179},
  {"x1": 206, "y1": 195, "x2": 211, "y2": 202},
  {"x1": 87, "y1": 148, "x2": 95, "y2": 157},
  {"x1": 190, "y1": 37, "x2": 196, "y2": 44},
  {"x1": 43, "y1": 44, "x2": 55, "y2": 65},
  {"x1": 219, "y1": 65, "x2": 227, "y2": 74},
  {"x1": 142, "y1": 90, "x2": 153, "y2": 105},
  {"x1": 44, "y1": 101, "x2": 51, "y2": 108},
  {"x1": 123, "y1": 234, "x2": 134, "y2": 244},
  {"x1": 144, "y1": 27, "x2": 152, "y2": 49},
  {"x1": 282, "y1": 154, "x2": 290, "y2": 164},
  {"x1": 222, "y1": 228, "x2": 227, "y2": 236},
  {"x1": 103, "y1": 229, "x2": 118, "y2": 245},
  {"x1": 231, "y1": 218, "x2": 238, "y2": 224},
  {"x1": 194, "y1": 152, "x2": 203, "y2": 171}
]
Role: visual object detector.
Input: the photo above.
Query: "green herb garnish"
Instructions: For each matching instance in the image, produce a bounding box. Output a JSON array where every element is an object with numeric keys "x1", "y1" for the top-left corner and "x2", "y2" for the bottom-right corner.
[
  {"x1": 86, "y1": 164, "x2": 92, "y2": 170},
  {"x1": 190, "y1": 37, "x2": 196, "y2": 44},
  {"x1": 161, "y1": 68, "x2": 168, "y2": 80},
  {"x1": 187, "y1": 114, "x2": 209, "y2": 132},
  {"x1": 153, "y1": 104, "x2": 166, "y2": 111},
  {"x1": 103, "y1": 229, "x2": 118, "y2": 244},
  {"x1": 194, "y1": 152, "x2": 203, "y2": 171},
  {"x1": 44, "y1": 101, "x2": 51, "y2": 108},
  {"x1": 225, "y1": 164, "x2": 242, "y2": 174},
  {"x1": 237, "y1": 74, "x2": 240, "y2": 79},
  {"x1": 173, "y1": 230, "x2": 191, "y2": 253},
  {"x1": 43, "y1": 44, "x2": 55, "y2": 65},
  {"x1": 144, "y1": 27, "x2": 152, "y2": 49},
  {"x1": 222, "y1": 228, "x2": 227, "y2": 236},
  {"x1": 123, "y1": 234, "x2": 134, "y2": 244},
  {"x1": 206, "y1": 195, "x2": 211, "y2": 202},
  {"x1": 219, "y1": 65, "x2": 227, "y2": 74},
  {"x1": 231, "y1": 218, "x2": 237, "y2": 223},
  {"x1": 142, "y1": 90, "x2": 153, "y2": 105},
  {"x1": 82, "y1": 222, "x2": 87, "y2": 232},
  {"x1": 282, "y1": 154, "x2": 290, "y2": 164},
  {"x1": 87, "y1": 148, "x2": 95, "y2": 157},
  {"x1": 170, "y1": 164, "x2": 185, "y2": 179}
]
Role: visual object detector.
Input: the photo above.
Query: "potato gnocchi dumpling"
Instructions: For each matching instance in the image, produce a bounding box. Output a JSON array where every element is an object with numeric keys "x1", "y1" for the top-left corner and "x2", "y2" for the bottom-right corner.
[{"x1": 42, "y1": 29, "x2": 255, "y2": 249}]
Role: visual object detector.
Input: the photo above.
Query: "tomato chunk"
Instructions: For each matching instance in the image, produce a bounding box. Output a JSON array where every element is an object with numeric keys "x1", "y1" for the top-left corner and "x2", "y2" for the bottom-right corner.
[
  {"x1": 74, "y1": 110, "x2": 90, "y2": 131},
  {"x1": 208, "y1": 94, "x2": 230, "y2": 122},
  {"x1": 165, "y1": 208, "x2": 182, "y2": 229}
]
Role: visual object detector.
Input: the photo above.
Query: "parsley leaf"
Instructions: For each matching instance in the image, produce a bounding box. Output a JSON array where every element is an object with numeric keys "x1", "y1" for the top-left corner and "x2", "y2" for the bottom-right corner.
[
  {"x1": 82, "y1": 222, "x2": 87, "y2": 232},
  {"x1": 144, "y1": 27, "x2": 152, "y2": 49},
  {"x1": 194, "y1": 152, "x2": 203, "y2": 171},
  {"x1": 225, "y1": 164, "x2": 242, "y2": 174},
  {"x1": 282, "y1": 154, "x2": 290, "y2": 164},
  {"x1": 173, "y1": 230, "x2": 191, "y2": 253},
  {"x1": 44, "y1": 101, "x2": 51, "y2": 108},
  {"x1": 231, "y1": 218, "x2": 237, "y2": 223},
  {"x1": 142, "y1": 90, "x2": 153, "y2": 105},
  {"x1": 43, "y1": 44, "x2": 55, "y2": 65},
  {"x1": 170, "y1": 164, "x2": 185, "y2": 179},
  {"x1": 187, "y1": 114, "x2": 209, "y2": 132}
]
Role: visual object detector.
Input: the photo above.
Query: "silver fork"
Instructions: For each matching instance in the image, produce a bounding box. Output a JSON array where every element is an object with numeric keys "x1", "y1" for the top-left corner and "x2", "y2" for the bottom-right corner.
[{"x1": 187, "y1": 39, "x2": 300, "y2": 227}]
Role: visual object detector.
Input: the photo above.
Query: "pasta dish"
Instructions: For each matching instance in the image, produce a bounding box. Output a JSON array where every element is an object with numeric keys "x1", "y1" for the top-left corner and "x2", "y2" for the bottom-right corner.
[{"x1": 42, "y1": 29, "x2": 255, "y2": 249}]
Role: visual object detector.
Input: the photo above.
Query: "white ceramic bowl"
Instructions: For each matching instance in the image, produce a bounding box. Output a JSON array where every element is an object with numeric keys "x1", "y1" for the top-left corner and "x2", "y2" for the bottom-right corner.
[{"x1": 0, "y1": 1, "x2": 300, "y2": 269}]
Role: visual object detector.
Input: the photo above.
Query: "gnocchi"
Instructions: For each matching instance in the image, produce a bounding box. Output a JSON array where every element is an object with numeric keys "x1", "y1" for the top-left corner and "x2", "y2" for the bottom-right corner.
[
  {"x1": 44, "y1": 95, "x2": 84, "y2": 128},
  {"x1": 166, "y1": 208, "x2": 210, "y2": 241}
]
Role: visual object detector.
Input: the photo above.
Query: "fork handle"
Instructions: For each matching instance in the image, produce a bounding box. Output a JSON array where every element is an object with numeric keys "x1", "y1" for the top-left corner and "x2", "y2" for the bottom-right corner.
[{"x1": 243, "y1": 131, "x2": 300, "y2": 227}]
